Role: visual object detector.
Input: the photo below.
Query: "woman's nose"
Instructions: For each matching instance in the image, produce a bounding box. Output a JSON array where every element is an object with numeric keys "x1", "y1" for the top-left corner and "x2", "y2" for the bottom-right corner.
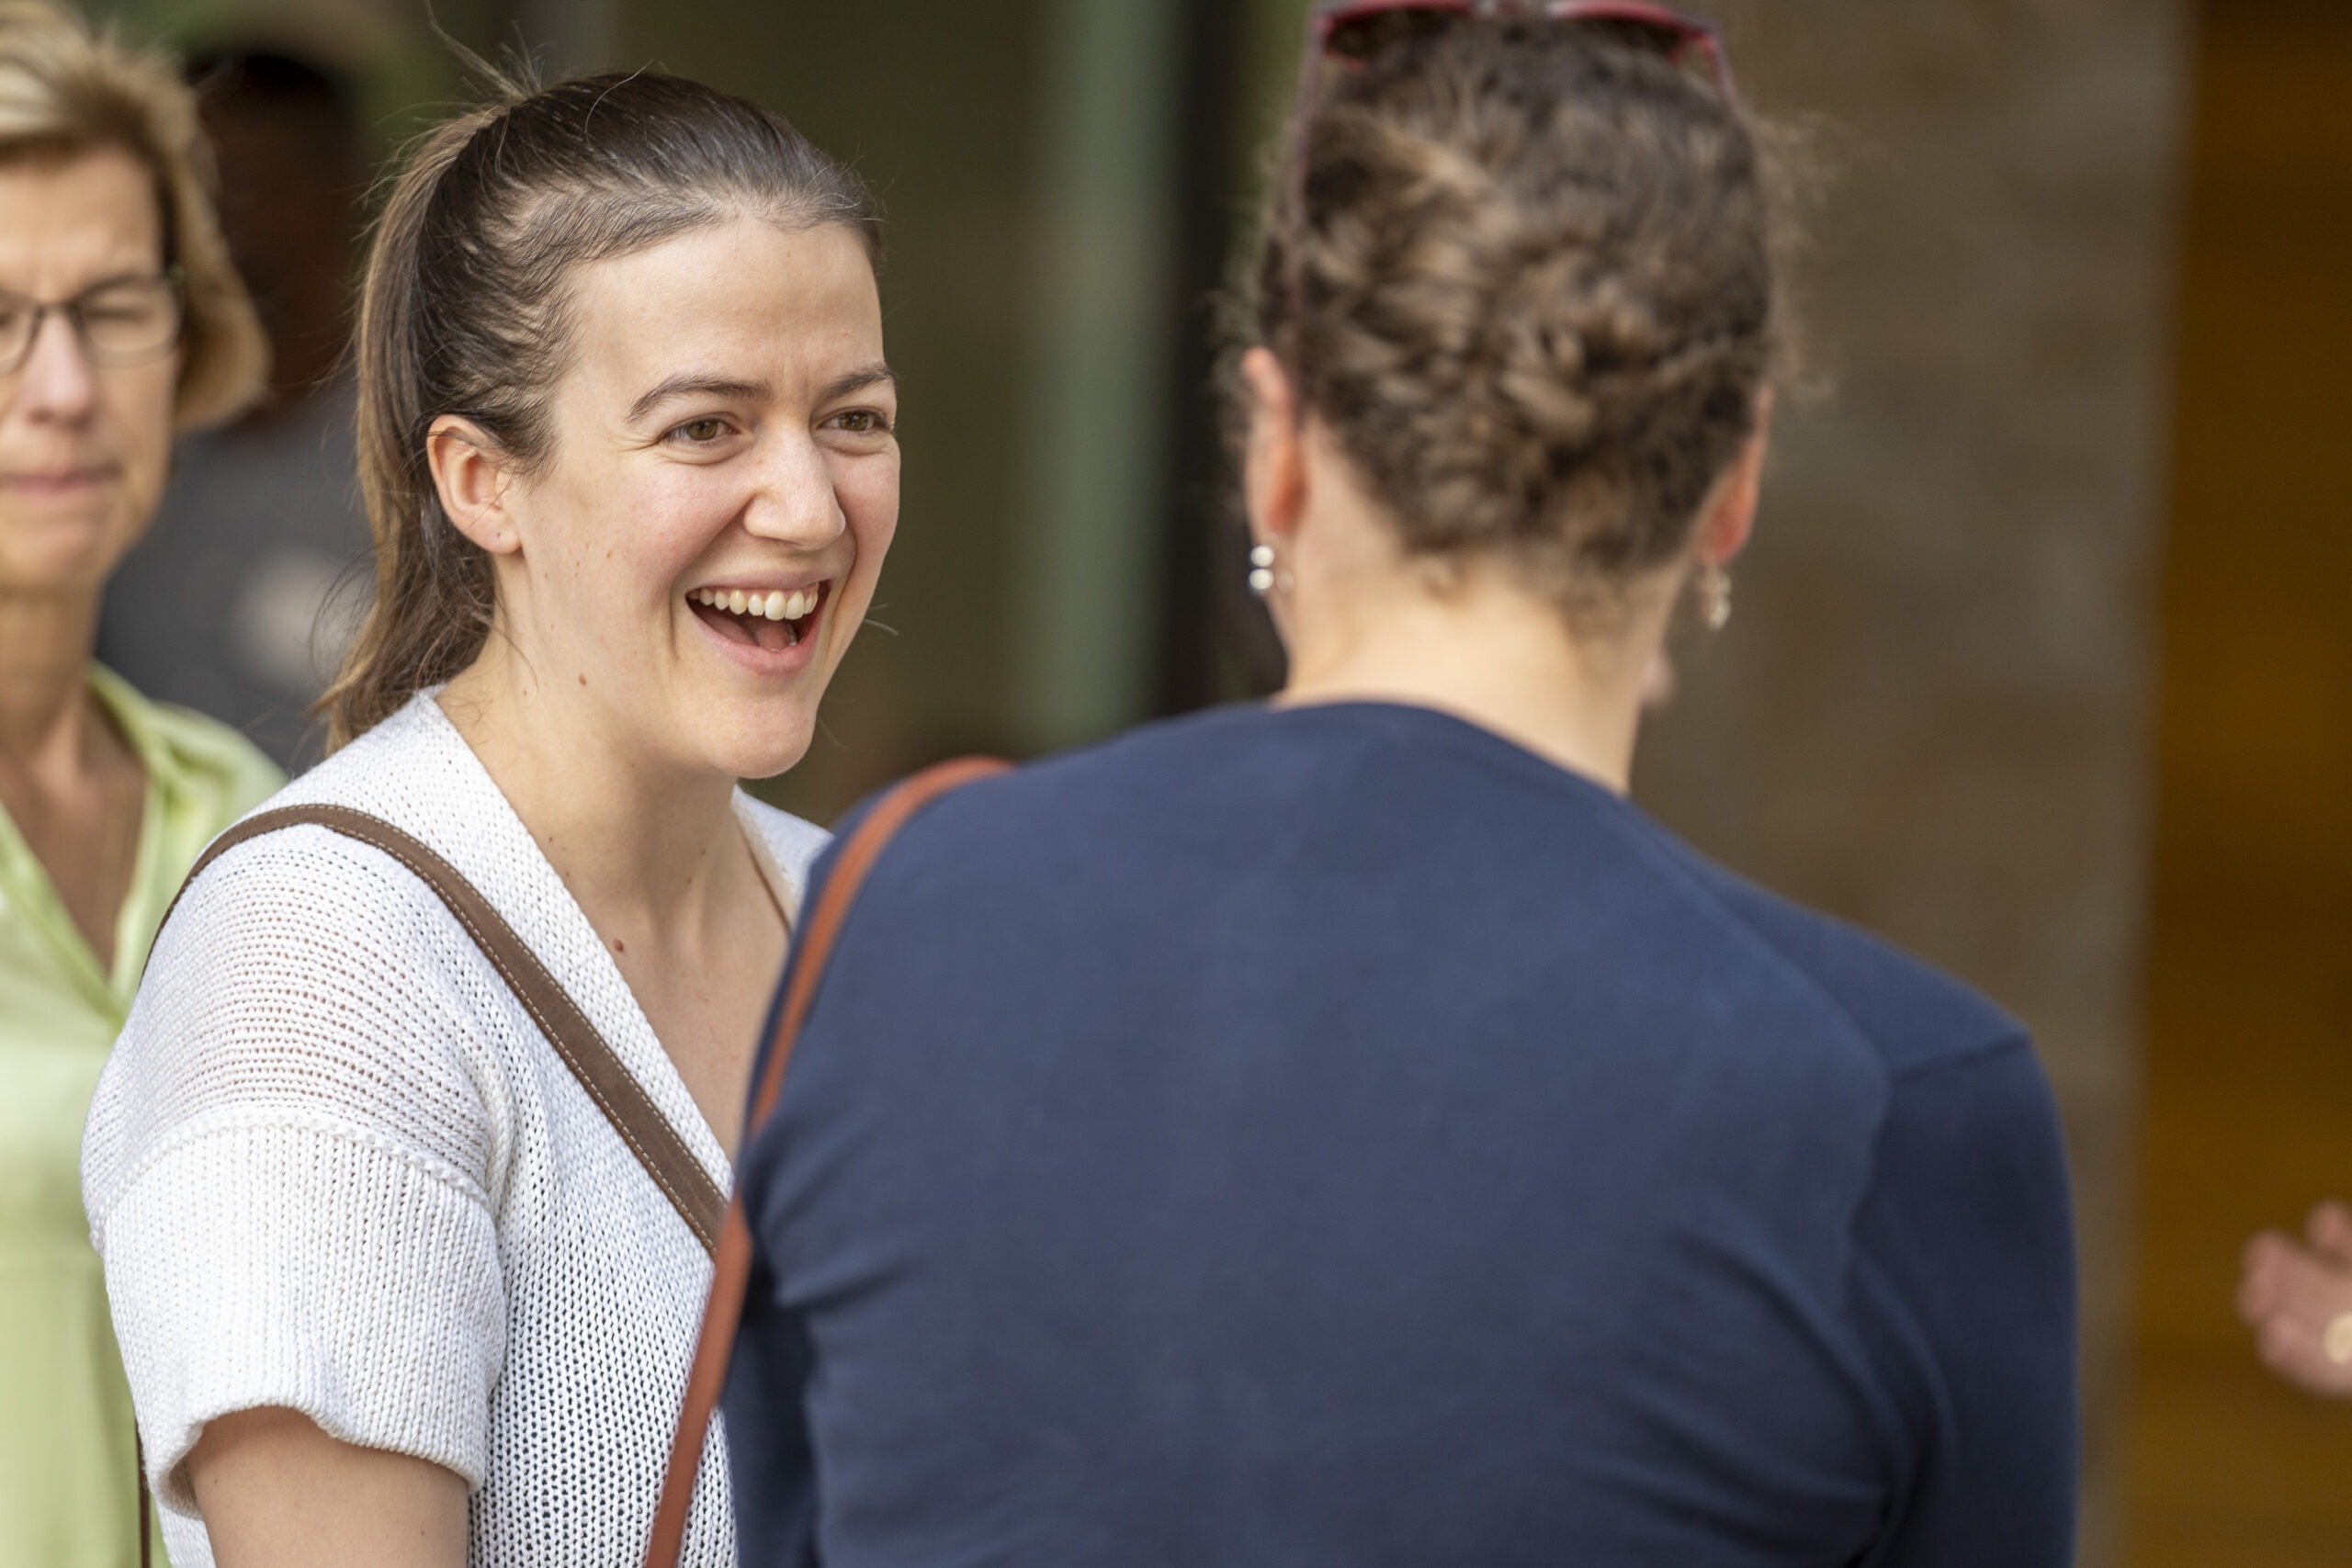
[
  {"x1": 13, "y1": 312, "x2": 100, "y2": 422},
  {"x1": 741, "y1": 434, "x2": 847, "y2": 547}
]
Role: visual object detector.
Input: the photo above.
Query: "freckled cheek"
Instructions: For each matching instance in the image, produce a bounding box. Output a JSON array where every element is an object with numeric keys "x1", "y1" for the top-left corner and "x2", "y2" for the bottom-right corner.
[
  {"x1": 569, "y1": 470, "x2": 740, "y2": 621},
  {"x1": 837, "y1": 459, "x2": 901, "y2": 604}
]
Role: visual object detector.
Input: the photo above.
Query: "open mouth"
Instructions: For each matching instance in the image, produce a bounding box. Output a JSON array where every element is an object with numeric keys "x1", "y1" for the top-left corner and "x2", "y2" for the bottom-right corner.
[{"x1": 688, "y1": 581, "x2": 830, "y2": 651}]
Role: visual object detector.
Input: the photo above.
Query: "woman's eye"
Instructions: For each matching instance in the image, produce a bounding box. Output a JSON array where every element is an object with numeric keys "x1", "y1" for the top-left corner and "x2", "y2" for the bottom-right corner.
[
  {"x1": 831, "y1": 410, "x2": 889, "y2": 434},
  {"x1": 673, "y1": 417, "x2": 730, "y2": 444}
]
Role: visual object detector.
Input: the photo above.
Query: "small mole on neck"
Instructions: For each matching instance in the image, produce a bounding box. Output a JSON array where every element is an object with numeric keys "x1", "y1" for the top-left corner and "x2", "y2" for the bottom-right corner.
[
  {"x1": 612, "y1": 939, "x2": 626, "y2": 954},
  {"x1": 578, "y1": 673, "x2": 587, "y2": 686}
]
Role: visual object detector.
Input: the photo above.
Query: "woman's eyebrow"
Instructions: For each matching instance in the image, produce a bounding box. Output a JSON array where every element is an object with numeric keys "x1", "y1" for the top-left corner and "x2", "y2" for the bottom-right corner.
[
  {"x1": 818, "y1": 363, "x2": 897, "y2": 403},
  {"x1": 0, "y1": 267, "x2": 170, "y2": 303},
  {"x1": 627, "y1": 365, "x2": 896, "y2": 423},
  {"x1": 628, "y1": 374, "x2": 773, "y2": 423}
]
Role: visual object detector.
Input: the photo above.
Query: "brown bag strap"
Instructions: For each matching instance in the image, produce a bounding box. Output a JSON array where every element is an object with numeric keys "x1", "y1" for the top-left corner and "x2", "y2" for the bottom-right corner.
[
  {"x1": 136, "y1": 802, "x2": 752, "y2": 1563},
  {"x1": 157, "y1": 803, "x2": 728, "y2": 1253},
  {"x1": 641, "y1": 755, "x2": 1010, "y2": 1568}
]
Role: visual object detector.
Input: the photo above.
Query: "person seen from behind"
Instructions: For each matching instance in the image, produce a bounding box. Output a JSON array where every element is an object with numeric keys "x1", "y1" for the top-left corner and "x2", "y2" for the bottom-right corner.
[
  {"x1": 99, "y1": 46, "x2": 373, "y2": 769},
  {"x1": 82, "y1": 66, "x2": 893, "y2": 1566},
  {"x1": 718, "y1": 7, "x2": 2079, "y2": 1565},
  {"x1": 0, "y1": 6, "x2": 277, "y2": 1563}
]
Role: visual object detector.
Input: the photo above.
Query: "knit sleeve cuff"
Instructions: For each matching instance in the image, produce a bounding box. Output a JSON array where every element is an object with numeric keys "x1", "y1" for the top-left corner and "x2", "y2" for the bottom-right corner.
[{"x1": 96, "y1": 1120, "x2": 505, "y2": 1515}]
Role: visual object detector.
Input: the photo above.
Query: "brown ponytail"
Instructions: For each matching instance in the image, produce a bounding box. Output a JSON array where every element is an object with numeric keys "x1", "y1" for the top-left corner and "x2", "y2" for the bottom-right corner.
[{"x1": 323, "y1": 68, "x2": 879, "y2": 748}]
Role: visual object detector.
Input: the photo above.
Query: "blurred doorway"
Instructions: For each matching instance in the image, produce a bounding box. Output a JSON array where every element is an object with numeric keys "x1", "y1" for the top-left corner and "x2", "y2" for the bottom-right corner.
[{"x1": 2126, "y1": 3, "x2": 2352, "y2": 1563}]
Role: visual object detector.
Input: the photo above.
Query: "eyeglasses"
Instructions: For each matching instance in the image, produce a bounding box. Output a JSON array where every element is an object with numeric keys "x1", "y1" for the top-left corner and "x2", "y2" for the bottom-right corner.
[
  {"x1": 0, "y1": 267, "x2": 185, "y2": 376},
  {"x1": 1279, "y1": 2, "x2": 1735, "y2": 365}
]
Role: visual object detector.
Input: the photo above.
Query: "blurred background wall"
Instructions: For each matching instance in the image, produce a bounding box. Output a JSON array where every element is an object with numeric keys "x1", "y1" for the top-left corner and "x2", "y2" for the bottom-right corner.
[
  {"x1": 2128, "y1": 4, "x2": 2352, "y2": 1564},
  {"x1": 80, "y1": 1, "x2": 2352, "y2": 1562},
  {"x1": 1631, "y1": 6, "x2": 2188, "y2": 1562}
]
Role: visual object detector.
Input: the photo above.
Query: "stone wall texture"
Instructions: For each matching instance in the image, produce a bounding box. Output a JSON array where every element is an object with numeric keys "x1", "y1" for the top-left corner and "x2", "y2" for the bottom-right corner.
[{"x1": 1627, "y1": 5, "x2": 2188, "y2": 1562}]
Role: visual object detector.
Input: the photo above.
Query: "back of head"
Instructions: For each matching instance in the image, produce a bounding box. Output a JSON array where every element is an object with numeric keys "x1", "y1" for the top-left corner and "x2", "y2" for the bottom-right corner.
[
  {"x1": 326, "y1": 67, "x2": 879, "y2": 748},
  {"x1": 187, "y1": 46, "x2": 356, "y2": 132},
  {"x1": 0, "y1": 0, "x2": 265, "y2": 428},
  {"x1": 185, "y1": 47, "x2": 368, "y2": 403},
  {"x1": 186, "y1": 45, "x2": 365, "y2": 180},
  {"x1": 1251, "y1": 13, "x2": 1778, "y2": 612}
]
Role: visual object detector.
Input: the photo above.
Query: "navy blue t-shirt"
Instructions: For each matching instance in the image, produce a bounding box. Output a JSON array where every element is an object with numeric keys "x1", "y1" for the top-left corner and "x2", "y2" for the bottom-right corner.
[{"x1": 726, "y1": 702, "x2": 2077, "y2": 1566}]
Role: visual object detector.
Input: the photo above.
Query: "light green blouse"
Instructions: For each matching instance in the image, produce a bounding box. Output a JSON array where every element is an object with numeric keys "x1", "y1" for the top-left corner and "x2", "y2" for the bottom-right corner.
[{"x1": 0, "y1": 666, "x2": 280, "y2": 1568}]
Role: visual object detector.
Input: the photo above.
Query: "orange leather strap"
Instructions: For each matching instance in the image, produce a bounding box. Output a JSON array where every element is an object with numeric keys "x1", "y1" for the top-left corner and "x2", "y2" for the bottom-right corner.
[{"x1": 641, "y1": 755, "x2": 1009, "y2": 1568}]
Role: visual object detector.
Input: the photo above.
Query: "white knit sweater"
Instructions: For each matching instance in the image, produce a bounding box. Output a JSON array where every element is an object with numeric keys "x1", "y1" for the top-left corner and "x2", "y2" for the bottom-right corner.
[{"x1": 81, "y1": 693, "x2": 827, "y2": 1567}]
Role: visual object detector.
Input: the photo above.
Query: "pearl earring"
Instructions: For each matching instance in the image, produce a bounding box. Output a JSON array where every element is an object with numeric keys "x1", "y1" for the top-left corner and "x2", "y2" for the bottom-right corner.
[
  {"x1": 1249, "y1": 543, "x2": 1277, "y2": 598},
  {"x1": 1697, "y1": 562, "x2": 1733, "y2": 632}
]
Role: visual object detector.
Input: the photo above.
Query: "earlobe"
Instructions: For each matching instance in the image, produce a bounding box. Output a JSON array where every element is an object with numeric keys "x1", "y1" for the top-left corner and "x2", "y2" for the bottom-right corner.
[
  {"x1": 1240, "y1": 345, "x2": 1306, "y2": 546},
  {"x1": 426, "y1": 415, "x2": 521, "y2": 556},
  {"x1": 1698, "y1": 399, "x2": 1772, "y2": 568}
]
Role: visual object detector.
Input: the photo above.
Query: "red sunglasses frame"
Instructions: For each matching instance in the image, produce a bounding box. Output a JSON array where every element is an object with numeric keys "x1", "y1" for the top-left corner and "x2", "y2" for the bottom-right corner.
[
  {"x1": 1277, "y1": 1, "x2": 1736, "y2": 370},
  {"x1": 1309, "y1": 0, "x2": 1732, "y2": 95}
]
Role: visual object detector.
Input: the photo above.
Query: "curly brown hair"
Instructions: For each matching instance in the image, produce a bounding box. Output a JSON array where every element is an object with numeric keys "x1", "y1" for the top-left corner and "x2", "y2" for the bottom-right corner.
[{"x1": 1250, "y1": 15, "x2": 1778, "y2": 609}]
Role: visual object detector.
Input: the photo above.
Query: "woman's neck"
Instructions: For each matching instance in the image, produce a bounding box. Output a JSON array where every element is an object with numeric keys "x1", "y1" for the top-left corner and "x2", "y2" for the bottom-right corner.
[
  {"x1": 1278, "y1": 556, "x2": 1667, "y2": 796},
  {"x1": 0, "y1": 584, "x2": 101, "y2": 765},
  {"x1": 437, "y1": 632, "x2": 744, "y2": 931}
]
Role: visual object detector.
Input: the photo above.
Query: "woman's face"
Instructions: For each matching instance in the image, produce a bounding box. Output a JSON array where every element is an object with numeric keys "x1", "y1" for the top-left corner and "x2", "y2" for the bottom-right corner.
[
  {"x1": 0, "y1": 147, "x2": 179, "y2": 600},
  {"x1": 473, "y1": 218, "x2": 897, "y2": 783}
]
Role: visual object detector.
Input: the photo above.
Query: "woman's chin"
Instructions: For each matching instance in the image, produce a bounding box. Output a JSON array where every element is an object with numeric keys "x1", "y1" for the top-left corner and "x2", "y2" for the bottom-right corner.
[
  {"x1": 0, "y1": 507, "x2": 141, "y2": 595},
  {"x1": 697, "y1": 716, "x2": 816, "y2": 786}
]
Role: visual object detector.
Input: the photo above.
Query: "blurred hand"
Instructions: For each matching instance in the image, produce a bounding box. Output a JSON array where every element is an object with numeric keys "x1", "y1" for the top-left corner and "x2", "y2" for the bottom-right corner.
[{"x1": 2239, "y1": 1200, "x2": 2352, "y2": 1397}]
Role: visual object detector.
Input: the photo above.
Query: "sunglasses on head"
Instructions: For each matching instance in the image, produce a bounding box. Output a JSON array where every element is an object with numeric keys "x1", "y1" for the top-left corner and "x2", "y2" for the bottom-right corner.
[{"x1": 1310, "y1": 1, "x2": 1732, "y2": 93}]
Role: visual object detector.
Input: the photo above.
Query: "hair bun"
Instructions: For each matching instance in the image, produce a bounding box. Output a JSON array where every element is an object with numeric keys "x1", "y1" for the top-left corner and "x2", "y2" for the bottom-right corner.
[{"x1": 1250, "y1": 17, "x2": 1777, "y2": 606}]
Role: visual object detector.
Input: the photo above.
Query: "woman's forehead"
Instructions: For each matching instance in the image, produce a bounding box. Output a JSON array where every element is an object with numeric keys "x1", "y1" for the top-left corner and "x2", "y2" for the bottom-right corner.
[
  {"x1": 0, "y1": 145, "x2": 162, "y2": 288},
  {"x1": 567, "y1": 219, "x2": 881, "y2": 400}
]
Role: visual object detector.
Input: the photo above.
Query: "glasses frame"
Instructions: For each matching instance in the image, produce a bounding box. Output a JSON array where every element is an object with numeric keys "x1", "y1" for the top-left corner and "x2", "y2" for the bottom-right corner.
[
  {"x1": 0, "y1": 264, "x2": 187, "y2": 377},
  {"x1": 1278, "y1": 1, "x2": 1736, "y2": 372}
]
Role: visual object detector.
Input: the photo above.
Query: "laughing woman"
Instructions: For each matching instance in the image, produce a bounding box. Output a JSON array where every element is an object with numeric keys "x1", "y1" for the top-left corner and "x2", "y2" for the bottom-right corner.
[{"x1": 80, "y1": 72, "x2": 892, "y2": 1567}]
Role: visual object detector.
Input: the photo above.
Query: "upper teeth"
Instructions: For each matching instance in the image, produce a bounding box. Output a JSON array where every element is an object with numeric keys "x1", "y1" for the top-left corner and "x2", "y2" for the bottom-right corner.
[{"x1": 695, "y1": 585, "x2": 820, "y2": 621}]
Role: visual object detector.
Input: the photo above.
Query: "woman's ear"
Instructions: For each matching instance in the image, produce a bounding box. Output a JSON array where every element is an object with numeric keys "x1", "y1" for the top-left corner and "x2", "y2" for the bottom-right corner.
[
  {"x1": 1695, "y1": 387, "x2": 1773, "y2": 568},
  {"x1": 1240, "y1": 345, "x2": 1306, "y2": 549},
  {"x1": 426, "y1": 415, "x2": 521, "y2": 556}
]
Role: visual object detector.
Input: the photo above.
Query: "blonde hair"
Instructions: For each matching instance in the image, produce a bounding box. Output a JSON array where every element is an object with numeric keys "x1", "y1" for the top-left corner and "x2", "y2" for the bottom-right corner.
[{"x1": 0, "y1": 2, "x2": 265, "y2": 429}]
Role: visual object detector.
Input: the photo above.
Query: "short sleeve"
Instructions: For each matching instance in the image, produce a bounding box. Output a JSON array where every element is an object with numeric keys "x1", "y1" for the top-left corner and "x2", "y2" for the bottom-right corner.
[
  {"x1": 81, "y1": 829, "x2": 510, "y2": 1511},
  {"x1": 1849, "y1": 1037, "x2": 2079, "y2": 1566}
]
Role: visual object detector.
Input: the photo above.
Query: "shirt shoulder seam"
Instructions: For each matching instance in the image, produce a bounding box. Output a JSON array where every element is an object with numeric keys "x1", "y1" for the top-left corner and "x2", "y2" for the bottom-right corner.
[{"x1": 94, "y1": 1107, "x2": 492, "y2": 1237}]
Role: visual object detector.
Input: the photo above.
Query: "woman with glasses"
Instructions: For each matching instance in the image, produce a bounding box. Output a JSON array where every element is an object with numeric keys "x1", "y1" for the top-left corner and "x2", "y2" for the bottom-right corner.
[
  {"x1": 717, "y1": 8, "x2": 2078, "y2": 1566},
  {"x1": 0, "y1": 6, "x2": 277, "y2": 1563}
]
